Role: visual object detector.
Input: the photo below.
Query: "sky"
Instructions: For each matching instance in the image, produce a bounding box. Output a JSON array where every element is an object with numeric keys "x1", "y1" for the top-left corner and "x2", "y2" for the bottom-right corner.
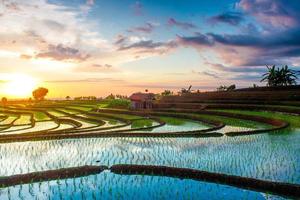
[{"x1": 0, "y1": 0, "x2": 300, "y2": 98}]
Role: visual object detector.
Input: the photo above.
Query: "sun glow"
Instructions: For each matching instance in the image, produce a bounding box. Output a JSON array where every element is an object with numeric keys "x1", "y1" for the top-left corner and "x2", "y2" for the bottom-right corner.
[{"x1": 2, "y1": 74, "x2": 38, "y2": 98}]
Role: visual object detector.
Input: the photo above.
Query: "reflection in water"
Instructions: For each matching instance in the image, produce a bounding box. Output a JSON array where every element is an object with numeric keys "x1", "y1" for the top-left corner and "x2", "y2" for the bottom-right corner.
[
  {"x1": 0, "y1": 172, "x2": 284, "y2": 200},
  {"x1": 0, "y1": 129, "x2": 299, "y2": 184}
]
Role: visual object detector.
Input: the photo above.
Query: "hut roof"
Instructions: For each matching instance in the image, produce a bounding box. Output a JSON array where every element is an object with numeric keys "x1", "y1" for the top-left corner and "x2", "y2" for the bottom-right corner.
[{"x1": 129, "y1": 93, "x2": 155, "y2": 101}]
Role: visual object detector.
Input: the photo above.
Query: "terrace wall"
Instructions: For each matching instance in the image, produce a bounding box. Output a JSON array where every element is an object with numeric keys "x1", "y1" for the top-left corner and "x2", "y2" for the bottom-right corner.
[{"x1": 157, "y1": 86, "x2": 300, "y2": 105}]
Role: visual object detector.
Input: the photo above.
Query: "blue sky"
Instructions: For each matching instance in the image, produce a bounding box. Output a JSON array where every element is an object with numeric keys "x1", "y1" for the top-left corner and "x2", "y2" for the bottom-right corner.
[{"x1": 0, "y1": 0, "x2": 300, "y2": 97}]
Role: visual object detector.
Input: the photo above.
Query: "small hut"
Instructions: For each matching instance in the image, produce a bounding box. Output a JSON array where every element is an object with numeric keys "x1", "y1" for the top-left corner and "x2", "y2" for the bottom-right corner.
[{"x1": 129, "y1": 92, "x2": 155, "y2": 109}]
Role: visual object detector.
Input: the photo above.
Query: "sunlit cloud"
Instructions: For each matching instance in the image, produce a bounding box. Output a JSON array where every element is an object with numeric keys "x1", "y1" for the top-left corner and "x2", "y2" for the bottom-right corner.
[
  {"x1": 0, "y1": 0, "x2": 299, "y2": 96},
  {"x1": 167, "y1": 18, "x2": 197, "y2": 30}
]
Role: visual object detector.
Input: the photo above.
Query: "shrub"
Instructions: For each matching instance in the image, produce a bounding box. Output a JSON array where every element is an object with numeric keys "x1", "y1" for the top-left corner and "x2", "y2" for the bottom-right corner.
[{"x1": 105, "y1": 99, "x2": 131, "y2": 109}]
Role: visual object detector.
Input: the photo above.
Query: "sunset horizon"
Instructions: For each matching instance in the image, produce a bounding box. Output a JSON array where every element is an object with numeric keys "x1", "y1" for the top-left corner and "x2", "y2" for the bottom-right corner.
[{"x1": 1, "y1": 0, "x2": 300, "y2": 99}]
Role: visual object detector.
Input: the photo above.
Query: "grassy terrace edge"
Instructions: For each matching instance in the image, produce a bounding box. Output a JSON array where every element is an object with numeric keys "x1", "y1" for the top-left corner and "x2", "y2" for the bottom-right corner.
[
  {"x1": 0, "y1": 164, "x2": 299, "y2": 199},
  {"x1": 0, "y1": 103, "x2": 292, "y2": 143}
]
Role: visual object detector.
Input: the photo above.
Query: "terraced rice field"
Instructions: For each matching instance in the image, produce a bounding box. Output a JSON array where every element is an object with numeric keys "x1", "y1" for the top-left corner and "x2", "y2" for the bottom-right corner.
[{"x1": 0, "y1": 100, "x2": 299, "y2": 199}]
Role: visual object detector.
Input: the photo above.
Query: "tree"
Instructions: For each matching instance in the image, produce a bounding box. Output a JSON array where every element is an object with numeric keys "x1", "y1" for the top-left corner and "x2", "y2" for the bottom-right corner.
[
  {"x1": 180, "y1": 85, "x2": 192, "y2": 94},
  {"x1": 106, "y1": 94, "x2": 115, "y2": 100},
  {"x1": 32, "y1": 87, "x2": 48, "y2": 100},
  {"x1": 217, "y1": 84, "x2": 236, "y2": 91},
  {"x1": 227, "y1": 84, "x2": 236, "y2": 91},
  {"x1": 66, "y1": 96, "x2": 71, "y2": 100},
  {"x1": 1, "y1": 97, "x2": 7, "y2": 105},
  {"x1": 217, "y1": 85, "x2": 227, "y2": 91},
  {"x1": 261, "y1": 65, "x2": 299, "y2": 86},
  {"x1": 277, "y1": 65, "x2": 299, "y2": 86},
  {"x1": 161, "y1": 90, "x2": 173, "y2": 96}
]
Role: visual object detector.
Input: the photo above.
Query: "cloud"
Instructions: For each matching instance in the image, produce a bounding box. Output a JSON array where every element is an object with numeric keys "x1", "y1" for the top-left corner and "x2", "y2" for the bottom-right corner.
[
  {"x1": 131, "y1": 1, "x2": 143, "y2": 16},
  {"x1": 205, "y1": 62, "x2": 266, "y2": 73},
  {"x1": 117, "y1": 40, "x2": 177, "y2": 56},
  {"x1": 176, "y1": 32, "x2": 214, "y2": 47},
  {"x1": 92, "y1": 64, "x2": 112, "y2": 68},
  {"x1": 86, "y1": 0, "x2": 95, "y2": 6},
  {"x1": 3, "y1": 1, "x2": 22, "y2": 11},
  {"x1": 74, "y1": 65, "x2": 118, "y2": 73},
  {"x1": 167, "y1": 18, "x2": 197, "y2": 30},
  {"x1": 127, "y1": 83, "x2": 216, "y2": 91},
  {"x1": 80, "y1": 0, "x2": 96, "y2": 13},
  {"x1": 236, "y1": 0, "x2": 300, "y2": 29},
  {"x1": 36, "y1": 44, "x2": 90, "y2": 62},
  {"x1": 119, "y1": 40, "x2": 165, "y2": 50},
  {"x1": 46, "y1": 78, "x2": 124, "y2": 83},
  {"x1": 0, "y1": 0, "x2": 109, "y2": 66},
  {"x1": 114, "y1": 34, "x2": 127, "y2": 45},
  {"x1": 20, "y1": 54, "x2": 32, "y2": 60},
  {"x1": 208, "y1": 12, "x2": 244, "y2": 26},
  {"x1": 42, "y1": 19, "x2": 65, "y2": 31},
  {"x1": 127, "y1": 84, "x2": 185, "y2": 89},
  {"x1": 175, "y1": 25, "x2": 300, "y2": 66},
  {"x1": 192, "y1": 70, "x2": 219, "y2": 79},
  {"x1": 127, "y1": 22, "x2": 156, "y2": 34},
  {"x1": 230, "y1": 74, "x2": 261, "y2": 81}
]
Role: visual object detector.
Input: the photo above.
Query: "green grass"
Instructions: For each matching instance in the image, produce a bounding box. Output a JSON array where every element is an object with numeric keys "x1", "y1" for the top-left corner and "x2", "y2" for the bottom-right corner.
[
  {"x1": 78, "y1": 114, "x2": 120, "y2": 125},
  {"x1": 14, "y1": 115, "x2": 32, "y2": 125},
  {"x1": 93, "y1": 112, "x2": 142, "y2": 120},
  {"x1": 159, "y1": 117, "x2": 186, "y2": 126},
  {"x1": 56, "y1": 109, "x2": 80, "y2": 114},
  {"x1": 97, "y1": 103, "x2": 108, "y2": 108},
  {"x1": 210, "y1": 109, "x2": 300, "y2": 127},
  {"x1": 33, "y1": 112, "x2": 50, "y2": 121},
  {"x1": 131, "y1": 119, "x2": 154, "y2": 128},
  {"x1": 48, "y1": 110, "x2": 66, "y2": 117},
  {"x1": 68, "y1": 106, "x2": 93, "y2": 111},
  {"x1": 0, "y1": 115, "x2": 17, "y2": 125},
  {"x1": 192, "y1": 113, "x2": 271, "y2": 129},
  {"x1": 75, "y1": 117, "x2": 99, "y2": 125},
  {"x1": 98, "y1": 99, "x2": 130, "y2": 109}
]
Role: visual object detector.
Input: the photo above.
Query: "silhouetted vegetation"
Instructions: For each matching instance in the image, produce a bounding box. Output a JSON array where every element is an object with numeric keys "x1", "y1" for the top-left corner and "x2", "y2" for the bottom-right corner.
[
  {"x1": 1, "y1": 97, "x2": 7, "y2": 105},
  {"x1": 105, "y1": 94, "x2": 128, "y2": 100},
  {"x1": 180, "y1": 85, "x2": 192, "y2": 94},
  {"x1": 217, "y1": 84, "x2": 236, "y2": 91},
  {"x1": 32, "y1": 87, "x2": 48, "y2": 100},
  {"x1": 161, "y1": 90, "x2": 173, "y2": 96},
  {"x1": 105, "y1": 99, "x2": 131, "y2": 109},
  {"x1": 105, "y1": 94, "x2": 115, "y2": 100},
  {"x1": 261, "y1": 65, "x2": 299, "y2": 86},
  {"x1": 74, "y1": 96, "x2": 97, "y2": 100}
]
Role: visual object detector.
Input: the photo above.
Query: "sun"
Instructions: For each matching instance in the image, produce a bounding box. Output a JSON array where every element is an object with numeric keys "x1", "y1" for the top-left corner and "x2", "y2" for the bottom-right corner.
[{"x1": 3, "y1": 74, "x2": 38, "y2": 98}]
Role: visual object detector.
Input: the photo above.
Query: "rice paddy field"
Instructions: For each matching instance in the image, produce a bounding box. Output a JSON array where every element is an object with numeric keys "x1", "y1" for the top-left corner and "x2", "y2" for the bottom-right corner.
[{"x1": 0, "y1": 100, "x2": 299, "y2": 199}]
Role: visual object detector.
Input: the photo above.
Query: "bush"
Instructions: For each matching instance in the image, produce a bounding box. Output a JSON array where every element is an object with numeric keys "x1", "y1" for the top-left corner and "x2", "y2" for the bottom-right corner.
[{"x1": 105, "y1": 99, "x2": 131, "y2": 109}]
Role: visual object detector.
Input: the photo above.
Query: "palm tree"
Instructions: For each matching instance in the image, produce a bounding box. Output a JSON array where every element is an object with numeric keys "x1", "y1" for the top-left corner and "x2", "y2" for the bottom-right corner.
[
  {"x1": 180, "y1": 85, "x2": 192, "y2": 94},
  {"x1": 261, "y1": 65, "x2": 277, "y2": 86},
  {"x1": 261, "y1": 65, "x2": 299, "y2": 86},
  {"x1": 161, "y1": 90, "x2": 173, "y2": 96},
  {"x1": 277, "y1": 65, "x2": 298, "y2": 86}
]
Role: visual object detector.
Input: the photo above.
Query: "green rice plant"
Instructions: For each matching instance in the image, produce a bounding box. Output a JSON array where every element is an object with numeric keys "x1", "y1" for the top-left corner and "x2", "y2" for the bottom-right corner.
[
  {"x1": 158, "y1": 117, "x2": 186, "y2": 126},
  {"x1": 92, "y1": 112, "x2": 142, "y2": 120},
  {"x1": 14, "y1": 114, "x2": 32, "y2": 125},
  {"x1": 131, "y1": 119, "x2": 154, "y2": 128},
  {"x1": 103, "y1": 99, "x2": 131, "y2": 109},
  {"x1": 211, "y1": 109, "x2": 300, "y2": 127},
  {"x1": 33, "y1": 112, "x2": 50, "y2": 121},
  {"x1": 68, "y1": 106, "x2": 93, "y2": 111},
  {"x1": 192, "y1": 113, "x2": 271, "y2": 129}
]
